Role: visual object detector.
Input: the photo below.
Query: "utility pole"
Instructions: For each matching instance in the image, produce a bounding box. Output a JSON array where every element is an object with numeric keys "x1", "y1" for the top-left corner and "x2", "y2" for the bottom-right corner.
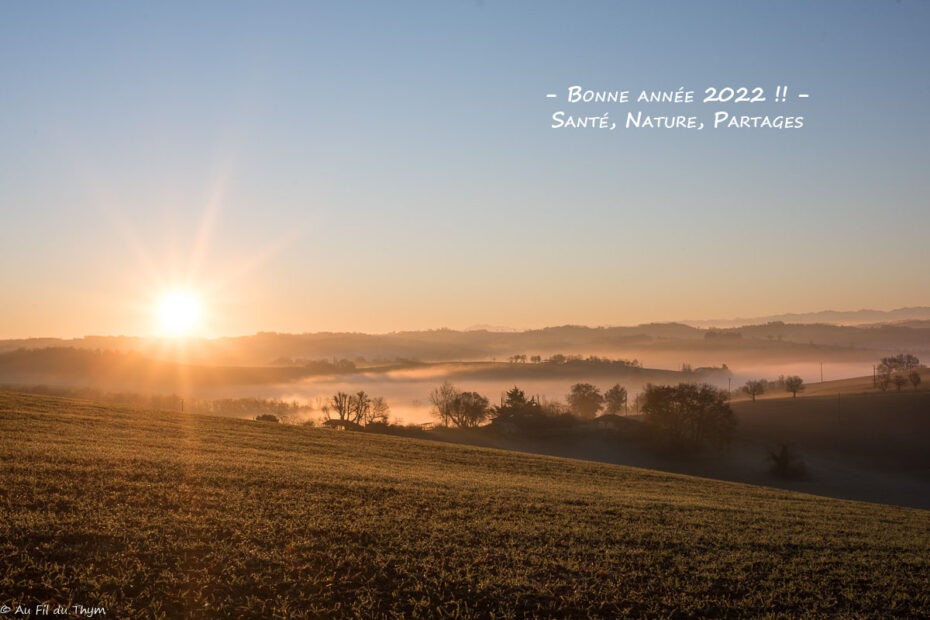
[{"x1": 820, "y1": 362, "x2": 824, "y2": 384}]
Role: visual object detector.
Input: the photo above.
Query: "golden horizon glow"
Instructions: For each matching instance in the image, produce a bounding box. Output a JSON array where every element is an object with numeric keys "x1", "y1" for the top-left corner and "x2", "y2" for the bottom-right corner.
[{"x1": 156, "y1": 292, "x2": 202, "y2": 338}]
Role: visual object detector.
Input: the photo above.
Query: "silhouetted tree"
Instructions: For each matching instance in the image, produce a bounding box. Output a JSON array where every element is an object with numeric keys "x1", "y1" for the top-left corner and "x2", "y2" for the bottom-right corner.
[
  {"x1": 768, "y1": 443, "x2": 807, "y2": 479},
  {"x1": 530, "y1": 355, "x2": 542, "y2": 364},
  {"x1": 491, "y1": 386, "x2": 574, "y2": 436},
  {"x1": 743, "y1": 379, "x2": 765, "y2": 402},
  {"x1": 893, "y1": 374, "x2": 908, "y2": 392},
  {"x1": 505, "y1": 385, "x2": 527, "y2": 407},
  {"x1": 566, "y1": 383, "x2": 603, "y2": 419},
  {"x1": 323, "y1": 391, "x2": 372, "y2": 425},
  {"x1": 641, "y1": 383, "x2": 736, "y2": 450},
  {"x1": 784, "y1": 375, "x2": 805, "y2": 398},
  {"x1": 878, "y1": 353, "x2": 921, "y2": 374},
  {"x1": 448, "y1": 391, "x2": 491, "y2": 428},
  {"x1": 352, "y1": 391, "x2": 371, "y2": 424},
  {"x1": 366, "y1": 396, "x2": 390, "y2": 425},
  {"x1": 326, "y1": 392, "x2": 353, "y2": 422},
  {"x1": 877, "y1": 372, "x2": 891, "y2": 392},
  {"x1": 430, "y1": 381, "x2": 459, "y2": 427},
  {"x1": 495, "y1": 386, "x2": 540, "y2": 415},
  {"x1": 604, "y1": 384, "x2": 628, "y2": 415},
  {"x1": 909, "y1": 371, "x2": 922, "y2": 391}
]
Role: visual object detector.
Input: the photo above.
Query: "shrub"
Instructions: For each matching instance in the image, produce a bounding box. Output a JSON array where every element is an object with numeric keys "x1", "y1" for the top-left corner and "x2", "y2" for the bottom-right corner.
[{"x1": 768, "y1": 443, "x2": 808, "y2": 480}]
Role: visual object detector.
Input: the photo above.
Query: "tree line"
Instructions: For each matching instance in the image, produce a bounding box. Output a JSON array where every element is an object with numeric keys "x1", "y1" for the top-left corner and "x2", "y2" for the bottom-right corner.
[
  {"x1": 298, "y1": 379, "x2": 736, "y2": 452},
  {"x1": 738, "y1": 353, "x2": 924, "y2": 401},
  {"x1": 423, "y1": 380, "x2": 735, "y2": 451},
  {"x1": 504, "y1": 354, "x2": 642, "y2": 368},
  {"x1": 876, "y1": 354, "x2": 922, "y2": 392},
  {"x1": 429, "y1": 381, "x2": 631, "y2": 428}
]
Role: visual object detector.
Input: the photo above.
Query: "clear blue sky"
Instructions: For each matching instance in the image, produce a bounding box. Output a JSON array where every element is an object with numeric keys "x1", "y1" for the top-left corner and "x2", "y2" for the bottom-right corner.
[{"x1": 2, "y1": 1, "x2": 929, "y2": 337}]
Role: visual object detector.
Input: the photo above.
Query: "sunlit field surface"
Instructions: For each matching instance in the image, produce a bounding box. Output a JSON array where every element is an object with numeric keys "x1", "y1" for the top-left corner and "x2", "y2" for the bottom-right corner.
[{"x1": 2, "y1": 391, "x2": 929, "y2": 617}]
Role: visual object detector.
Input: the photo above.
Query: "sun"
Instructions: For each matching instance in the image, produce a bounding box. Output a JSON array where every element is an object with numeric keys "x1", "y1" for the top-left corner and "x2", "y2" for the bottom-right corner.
[{"x1": 156, "y1": 292, "x2": 201, "y2": 337}]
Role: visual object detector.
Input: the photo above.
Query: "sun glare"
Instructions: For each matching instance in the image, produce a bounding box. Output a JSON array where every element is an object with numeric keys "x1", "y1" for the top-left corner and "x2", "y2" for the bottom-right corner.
[{"x1": 156, "y1": 292, "x2": 201, "y2": 337}]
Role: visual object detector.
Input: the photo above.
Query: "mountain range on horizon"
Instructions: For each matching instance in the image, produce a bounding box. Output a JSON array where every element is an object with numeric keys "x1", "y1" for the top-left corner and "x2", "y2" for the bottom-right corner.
[
  {"x1": 466, "y1": 307, "x2": 930, "y2": 334},
  {"x1": 681, "y1": 306, "x2": 930, "y2": 329}
]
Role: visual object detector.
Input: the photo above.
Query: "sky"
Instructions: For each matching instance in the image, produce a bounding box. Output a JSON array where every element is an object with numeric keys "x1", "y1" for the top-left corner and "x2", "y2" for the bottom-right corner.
[{"x1": 1, "y1": 1, "x2": 929, "y2": 338}]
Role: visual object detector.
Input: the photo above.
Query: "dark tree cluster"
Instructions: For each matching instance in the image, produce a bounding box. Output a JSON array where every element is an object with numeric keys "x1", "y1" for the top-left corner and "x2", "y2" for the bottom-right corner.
[
  {"x1": 489, "y1": 386, "x2": 575, "y2": 436},
  {"x1": 537, "y1": 354, "x2": 641, "y2": 368},
  {"x1": 640, "y1": 383, "x2": 736, "y2": 451},
  {"x1": 428, "y1": 381, "x2": 632, "y2": 432},
  {"x1": 878, "y1": 353, "x2": 921, "y2": 374},
  {"x1": 561, "y1": 382, "x2": 629, "y2": 418},
  {"x1": 876, "y1": 353, "x2": 922, "y2": 392},
  {"x1": 269, "y1": 357, "x2": 358, "y2": 373}
]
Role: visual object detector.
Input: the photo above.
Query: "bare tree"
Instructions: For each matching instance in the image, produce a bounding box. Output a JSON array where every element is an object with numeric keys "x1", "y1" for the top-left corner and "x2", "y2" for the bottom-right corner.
[
  {"x1": 352, "y1": 391, "x2": 371, "y2": 424},
  {"x1": 429, "y1": 381, "x2": 490, "y2": 428},
  {"x1": 327, "y1": 392, "x2": 352, "y2": 421},
  {"x1": 784, "y1": 376, "x2": 804, "y2": 398},
  {"x1": 878, "y1": 353, "x2": 921, "y2": 374},
  {"x1": 429, "y1": 381, "x2": 459, "y2": 427},
  {"x1": 743, "y1": 380, "x2": 765, "y2": 402},
  {"x1": 324, "y1": 391, "x2": 370, "y2": 425},
  {"x1": 909, "y1": 371, "x2": 922, "y2": 391},
  {"x1": 877, "y1": 372, "x2": 891, "y2": 392},
  {"x1": 367, "y1": 396, "x2": 391, "y2": 425},
  {"x1": 892, "y1": 374, "x2": 908, "y2": 392}
]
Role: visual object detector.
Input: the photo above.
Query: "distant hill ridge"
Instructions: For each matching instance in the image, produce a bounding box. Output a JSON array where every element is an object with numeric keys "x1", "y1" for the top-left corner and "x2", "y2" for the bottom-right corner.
[{"x1": 3, "y1": 308, "x2": 930, "y2": 364}]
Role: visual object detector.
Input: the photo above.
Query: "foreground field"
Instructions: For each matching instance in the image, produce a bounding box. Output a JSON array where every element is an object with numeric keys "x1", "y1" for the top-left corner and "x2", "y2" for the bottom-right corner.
[{"x1": 2, "y1": 392, "x2": 929, "y2": 617}]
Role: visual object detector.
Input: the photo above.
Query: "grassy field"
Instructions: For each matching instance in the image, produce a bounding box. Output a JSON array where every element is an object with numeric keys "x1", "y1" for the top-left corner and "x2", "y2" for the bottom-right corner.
[
  {"x1": 2, "y1": 391, "x2": 929, "y2": 617},
  {"x1": 732, "y1": 389, "x2": 930, "y2": 472},
  {"x1": 729, "y1": 368, "x2": 930, "y2": 402}
]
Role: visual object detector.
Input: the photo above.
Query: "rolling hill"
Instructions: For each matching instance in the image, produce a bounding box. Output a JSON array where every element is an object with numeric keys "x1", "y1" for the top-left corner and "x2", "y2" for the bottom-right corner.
[{"x1": 2, "y1": 391, "x2": 929, "y2": 617}]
